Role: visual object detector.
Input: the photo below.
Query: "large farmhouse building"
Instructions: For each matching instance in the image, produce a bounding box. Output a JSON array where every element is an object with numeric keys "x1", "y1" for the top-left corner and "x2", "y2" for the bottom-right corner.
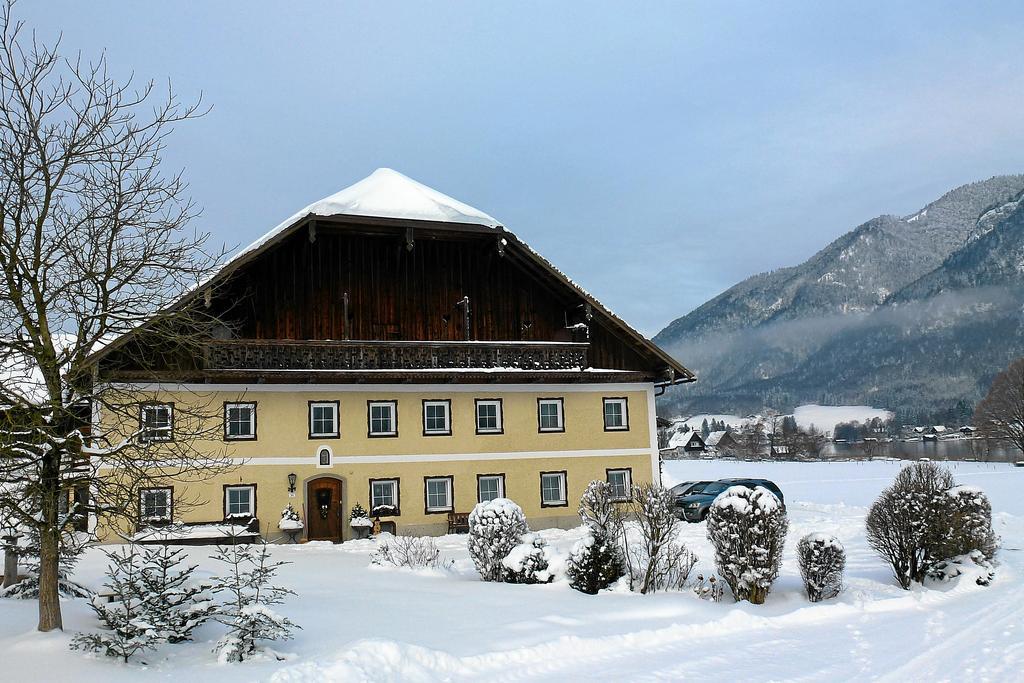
[{"x1": 89, "y1": 169, "x2": 694, "y2": 541}]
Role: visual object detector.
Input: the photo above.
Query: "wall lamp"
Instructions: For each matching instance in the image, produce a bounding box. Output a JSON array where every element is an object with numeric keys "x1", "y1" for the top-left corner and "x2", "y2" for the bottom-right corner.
[{"x1": 287, "y1": 472, "x2": 297, "y2": 493}]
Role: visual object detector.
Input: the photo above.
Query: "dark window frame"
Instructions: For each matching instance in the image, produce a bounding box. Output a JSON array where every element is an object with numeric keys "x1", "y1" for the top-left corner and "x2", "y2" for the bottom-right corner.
[
  {"x1": 539, "y1": 470, "x2": 568, "y2": 508},
  {"x1": 602, "y1": 397, "x2": 630, "y2": 432},
  {"x1": 139, "y1": 402, "x2": 174, "y2": 443},
  {"x1": 223, "y1": 401, "x2": 258, "y2": 441},
  {"x1": 222, "y1": 483, "x2": 257, "y2": 520},
  {"x1": 605, "y1": 467, "x2": 633, "y2": 502},
  {"x1": 474, "y1": 398, "x2": 504, "y2": 435},
  {"x1": 369, "y1": 477, "x2": 401, "y2": 516},
  {"x1": 536, "y1": 397, "x2": 565, "y2": 433},
  {"x1": 139, "y1": 486, "x2": 174, "y2": 525},
  {"x1": 423, "y1": 475, "x2": 455, "y2": 514},
  {"x1": 421, "y1": 399, "x2": 452, "y2": 437},
  {"x1": 367, "y1": 400, "x2": 399, "y2": 438},
  {"x1": 476, "y1": 473, "x2": 506, "y2": 503},
  {"x1": 307, "y1": 400, "x2": 340, "y2": 439}
]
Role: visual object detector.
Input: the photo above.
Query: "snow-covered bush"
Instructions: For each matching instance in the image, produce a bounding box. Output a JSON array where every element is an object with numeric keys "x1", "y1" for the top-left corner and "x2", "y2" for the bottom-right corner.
[
  {"x1": 706, "y1": 485, "x2": 788, "y2": 604},
  {"x1": 468, "y1": 498, "x2": 529, "y2": 582},
  {"x1": 71, "y1": 544, "x2": 159, "y2": 663},
  {"x1": 797, "y1": 533, "x2": 846, "y2": 602},
  {"x1": 926, "y1": 550, "x2": 995, "y2": 587},
  {"x1": 624, "y1": 483, "x2": 697, "y2": 593},
  {"x1": 866, "y1": 462, "x2": 997, "y2": 589},
  {"x1": 691, "y1": 573, "x2": 724, "y2": 602},
  {"x1": 502, "y1": 533, "x2": 553, "y2": 584},
  {"x1": 139, "y1": 541, "x2": 216, "y2": 643},
  {"x1": 579, "y1": 480, "x2": 624, "y2": 540},
  {"x1": 278, "y1": 505, "x2": 303, "y2": 531},
  {"x1": 937, "y1": 486, "x2": 999, "y2": 562},
  {"x1": 210, "y1": 540, "x2": 299, "y2": 663},
  {"x1": 566, "y1": 529, "x2": 625, "y2": 595},
  {"x1": 2, "y1": 524, "x2": 91, "y2": 599},
  {"x1": 371, "y1": 535, "x2": 451, "y2": 570}
]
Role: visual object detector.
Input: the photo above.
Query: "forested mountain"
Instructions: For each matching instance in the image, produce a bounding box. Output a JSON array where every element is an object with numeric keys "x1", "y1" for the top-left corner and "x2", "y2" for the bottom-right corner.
[{"x1": 654, "y1": 175, "x2": 1024, "y2": 420}]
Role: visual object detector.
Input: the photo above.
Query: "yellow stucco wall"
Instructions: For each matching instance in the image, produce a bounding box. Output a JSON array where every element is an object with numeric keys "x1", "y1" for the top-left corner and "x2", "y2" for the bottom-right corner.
[{"x1": 97, "y1": 382, "x2": 657, "y2": 541}]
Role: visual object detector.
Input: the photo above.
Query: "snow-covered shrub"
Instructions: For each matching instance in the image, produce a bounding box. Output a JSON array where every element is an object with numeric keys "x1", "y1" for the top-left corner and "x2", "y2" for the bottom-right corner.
[
  {"x1": 71, "y1": 544, "x2": 159, "y2": 663},
  {"x1": 468, "y1": 498, "x2": 529, "y2": 582},
  {"x1": 926, "y1": 550, "x2": 995, "y2": 587},
  {"x1": 797, "y1": 533, "x2": 846, "y2": 602},
  {"x1": 691, "y1": 573, "x2": 724, "y2": 602},
  {"x1": 3, "y1": 524, "x2": 91, "y2": 599},
  {"x1": 566, "y1": 529, "x2": 625, "y2": 595},
  {"x1": 210, "y1": 540, "x2": 299, "y2": 663},
  {"x1": 865, "y1": 462, "x2": 997, "y2": 589},
  {"x1": 139, "y1": 541, "x2": 216, "y2": 643},
  {"x1": 502, "y1": 533, "x2": 553, "y2": 584},
  {"x1": 624, "y1": 483, "x2": 697, "y2": 594},
  {"x1": 371, "y1": 535, "x2": 451, "y2": 570},
  {"x1": 579, "y1": 480, "x2": 624, "y2": 540},
  {"x1": 706, "y1": 485, "x2": 788, "y2": 604},
  {"x1": 278, "y1": 505, "x2": 303, "y2": 531},
  {"x1": 937, "y1": 486, "x2": 999, "y2": 562}
]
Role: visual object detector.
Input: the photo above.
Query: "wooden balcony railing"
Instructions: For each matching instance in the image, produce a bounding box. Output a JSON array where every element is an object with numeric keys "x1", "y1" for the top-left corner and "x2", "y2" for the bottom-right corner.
[{"x1": 203, "y1": 339, "x2": 589, "y2": 372}]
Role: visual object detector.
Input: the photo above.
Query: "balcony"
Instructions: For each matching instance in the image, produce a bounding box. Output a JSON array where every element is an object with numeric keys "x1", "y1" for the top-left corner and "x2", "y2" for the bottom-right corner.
[{"x1": 203, "y1": 339, "x2": 589, "y2": 372}]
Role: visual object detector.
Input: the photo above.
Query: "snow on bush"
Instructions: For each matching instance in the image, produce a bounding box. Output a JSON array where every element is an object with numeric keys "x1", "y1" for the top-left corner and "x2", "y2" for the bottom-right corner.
[
  {"x1": 579, "y1": 480, "x2": 624, "y2": 540},
  {"x1": 624, "y1": 483, "x2": 697, "y2": 594},
  {"x1": 468, "y1": 498, "x2": 529, "y2": 582},
  {"x1": 937, "y1": 486, "x2": 999, "y2": 562},
  {"x1": 501, "y1": 533, "x2": 553, "y2": 584},
  {"x1": 278, "y1": 504, "x2": 303, "y2": 531},
  {"x1": 138, "y1": 541, "x2": 217, "y2": 643},
  {"x1": 866, "y1": 462, "x2": 999, "y2": 590},
  {"x1": 706, "y1": 485, "x2": 788, "y2": 604},
  {"x1": 797, "y1": 533, "x2": 846, "y2": 602},
  {"x1": 371, "y1": 535, "x2": 451, "y2": 570},
  {"x1": 210, "y1": 540, "x2": 299, "y2": 663},
  {"x1": 926, "y1": 550, "x2": 995, "y2": 587},
  {"x1": 567, "y1": 530, "x2": 625, "y2": 595},
  {"x1": 350, "y1": 503, "x2": 373, "y2": 529}
]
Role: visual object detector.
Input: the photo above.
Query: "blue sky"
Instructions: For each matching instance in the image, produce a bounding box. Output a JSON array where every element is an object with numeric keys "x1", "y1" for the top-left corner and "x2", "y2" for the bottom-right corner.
[{"x1": 25, "y1": 2, "x2": 1024, "y2": 334}]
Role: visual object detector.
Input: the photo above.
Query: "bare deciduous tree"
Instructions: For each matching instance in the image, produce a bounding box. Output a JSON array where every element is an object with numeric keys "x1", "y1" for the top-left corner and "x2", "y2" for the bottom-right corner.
[
  {"x1": 974, "y1": 357, "x2": 1024, "y2": 457},
  {"x1": 0, "y1": 1, "x2": 230, "y2": 631}
]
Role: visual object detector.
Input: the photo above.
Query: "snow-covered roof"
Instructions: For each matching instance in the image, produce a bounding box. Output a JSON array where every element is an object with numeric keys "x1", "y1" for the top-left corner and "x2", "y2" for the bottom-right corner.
[
  {"x1": 230, "y1": 168, "x2": 501, "y2": 269},
  {"x1": 705, "y1": 430, "x2": 729, "y2": 447}
]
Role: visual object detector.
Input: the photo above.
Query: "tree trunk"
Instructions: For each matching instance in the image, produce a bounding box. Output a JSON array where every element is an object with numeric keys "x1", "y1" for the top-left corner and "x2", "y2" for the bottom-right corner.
[
  {"x1": 37, "y1": 522, "x2": 63, "y2": 631},
  {"x1": 3, "y1": 538, "x2": 18, "y2": 587}
]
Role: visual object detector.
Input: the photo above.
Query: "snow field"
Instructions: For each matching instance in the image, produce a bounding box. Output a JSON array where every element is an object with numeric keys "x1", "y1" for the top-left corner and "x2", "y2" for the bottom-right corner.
[{"x1": 1, "y1": 460, "x2": 1021, "y2": 682}]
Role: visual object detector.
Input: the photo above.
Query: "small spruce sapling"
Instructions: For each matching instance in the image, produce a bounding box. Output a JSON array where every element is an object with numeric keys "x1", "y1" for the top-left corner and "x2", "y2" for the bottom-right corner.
[
  {"x1": 71, "y1": 544, "x2": 159, "y2": 663},
  {"x1": 139, "y1": 540, "x2": 216, "y2": 643},
  {"x1": 210, "y1": 539, "x2": 300, "y2": 662},
  {"x1": 567, "y1": 481, "x2": 626, "y2": 594}
]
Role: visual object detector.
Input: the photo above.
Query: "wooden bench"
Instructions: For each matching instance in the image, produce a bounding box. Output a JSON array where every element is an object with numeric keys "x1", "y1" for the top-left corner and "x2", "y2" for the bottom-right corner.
[{"x1": 447, "y1": 512, "x2": 470, "y2": 534}]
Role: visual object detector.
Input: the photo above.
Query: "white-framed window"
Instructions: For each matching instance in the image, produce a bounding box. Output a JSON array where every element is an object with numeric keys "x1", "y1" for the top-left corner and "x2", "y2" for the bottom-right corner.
[
  {"x1": 607, "y1": 468, "x2": 632, "y2": 501},
  {"x1": 139, "y1": 487, "x2": 172, "y2": 522},
  {"x1": 537, "y1": 398, "x2": 564, "y2": 432},
  {"x1": 475, "y1": 399, "x2": 503, "y2": 434},
  {"x1": 308, "y1": 401, "x2": 339, "y2": 438},
  {"x1": 540, "y1": 471, "x2": 567, "y2": 507},
  {"x1": 368, "y1": 401, "x2": 398, "y2": 437},
  {"x1": 370, "y1": 478, "x2": 399, "y2": 515},
  {"x1": 424, "y1": 476, "x2": 453, "y2": 513},
  {"x1": 140, "y1": 403, "x2": 173, "y2": 442},
  {"x1": 224, "y1": 402, "x2": 256, "y2": 440},
  {"x1": 317, "y1": 446, "x2": 332, "y2": 467},
  {"x1": 603, "y1": 397, "x2": 629, "y2": 431},
  {"x1": 477, "y1": 474, "x2": 505, "y2": 503},
  {"x1": 224, "y1": 484, "x2": 255, "y2": 518},
  {"x1": 422, "y1": 400, "x2": 451, "y2": 436}
]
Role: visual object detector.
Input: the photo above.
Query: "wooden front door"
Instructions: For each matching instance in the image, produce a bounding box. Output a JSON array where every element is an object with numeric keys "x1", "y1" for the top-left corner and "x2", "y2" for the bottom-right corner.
[{"x1": 306, "y1": 477, "x2": 343, "y2": 541}]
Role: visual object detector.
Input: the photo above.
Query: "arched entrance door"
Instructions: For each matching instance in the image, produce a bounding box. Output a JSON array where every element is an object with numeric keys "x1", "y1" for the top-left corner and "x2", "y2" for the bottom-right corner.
[{"x1": 306, "y1": 477, "x2": 344, "y2": 542}]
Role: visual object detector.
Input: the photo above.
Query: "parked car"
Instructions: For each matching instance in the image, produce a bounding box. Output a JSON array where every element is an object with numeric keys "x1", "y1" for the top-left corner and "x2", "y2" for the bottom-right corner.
[
  {"x1": 670, "y1": 480, "x2": 711, "y2": 499},
  {"x1": 676, "y1": 478, "x2": 785, "y2": 523}
]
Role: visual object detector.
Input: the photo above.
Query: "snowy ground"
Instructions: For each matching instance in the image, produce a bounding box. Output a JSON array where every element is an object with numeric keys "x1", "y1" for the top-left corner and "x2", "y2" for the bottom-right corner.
[
  {"x1": 2, "y1": 461, "x2": 1022, "y2": 682},
  {"x1": 671, "y1": 404, "x2": 894, "y2": 437}
]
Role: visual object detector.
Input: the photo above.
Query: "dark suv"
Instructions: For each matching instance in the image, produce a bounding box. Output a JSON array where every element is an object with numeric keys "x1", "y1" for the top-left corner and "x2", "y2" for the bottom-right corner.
[{"x1": 676, "y1": 478, "x2": 785, "y2": 523}]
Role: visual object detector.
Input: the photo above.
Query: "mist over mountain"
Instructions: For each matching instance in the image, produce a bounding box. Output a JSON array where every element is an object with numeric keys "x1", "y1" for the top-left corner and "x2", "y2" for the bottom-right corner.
[{"x1": 654, "y1": 175, "x2": 1024, "y2": 420}]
